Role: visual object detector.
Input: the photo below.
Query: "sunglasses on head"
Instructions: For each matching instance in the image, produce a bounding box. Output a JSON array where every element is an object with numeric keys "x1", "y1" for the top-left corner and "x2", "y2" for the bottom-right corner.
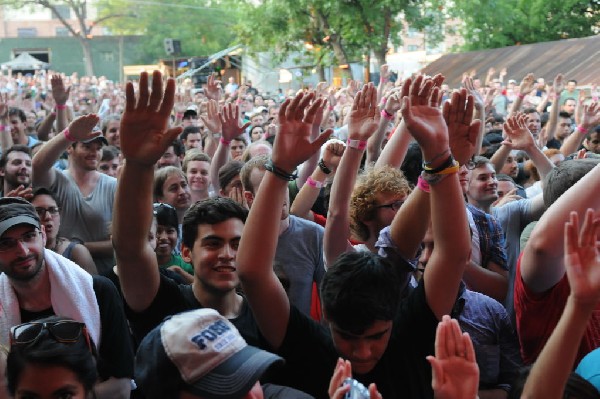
[{"x1": 10, "y1": 320, "x2": 92, "y2": 352}]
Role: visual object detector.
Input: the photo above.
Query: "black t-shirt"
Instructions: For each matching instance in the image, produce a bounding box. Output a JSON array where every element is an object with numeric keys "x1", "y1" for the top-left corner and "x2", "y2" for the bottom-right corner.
[
  {"x1": 20, "y1": 275, "x2": 134, "y2": 380},
  {"x1": 275, "y1": 280, "x2": 439, "y2": 399},
  {"x1": 125, "y1": 274, "x2": 264, "y2": 347}
]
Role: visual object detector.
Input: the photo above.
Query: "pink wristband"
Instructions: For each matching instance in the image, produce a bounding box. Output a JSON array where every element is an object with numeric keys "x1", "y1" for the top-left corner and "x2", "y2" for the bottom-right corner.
[
  {"x1": 176, "y1": 113, "x2": 184, "y2": 119},
  {"x1": 328, "y1": 105, "x2": 334, "y2": 111},
  {"x1": 63, "y1": 128, "x2": 76, "y2": 142},
  {"x1": 417, "y1": 176, "x2": 431, "y2": 193},
  {"x1": 380, "y1": 109, "x2": 394, "y2": 120},
  {"x1": 220, "y1": 137, "x2": 231, "y2": 146},
  {"x1": 50, "y1": 112, "x2": 56, "y2": 118},
  {"x1": 518, "y1": 93, "x2": 526, "y2": 99},
  {"x1": 593, "y1": 97, "x2": 599, "y2": 102},
  {"x1": 346, "y1": 138, "x2": 367, "y2": 150},
  {"x1": 577, "y1": 125, "x2": 588, "y2": 134},
  {"x1": 381, "y1": 97, "x2": 387, "y2": 104},
  {"x1": 0, "y1": 125, "x2": 6, "y2": 132},
  {"x1": 549, "y1": 94, "x2": 556, "y2": 100},
  {"x1": 56, "y1": 104, "x2": 66, "y2": 110},
  {"x1": 306, "y1": 176, "x2": 324, "y2": 189}
]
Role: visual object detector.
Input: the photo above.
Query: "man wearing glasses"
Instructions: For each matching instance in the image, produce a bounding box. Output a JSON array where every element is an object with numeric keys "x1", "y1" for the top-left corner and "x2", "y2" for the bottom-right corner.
[{"x1": 0, "y1": 197, "x2": 134, "y2": 399}]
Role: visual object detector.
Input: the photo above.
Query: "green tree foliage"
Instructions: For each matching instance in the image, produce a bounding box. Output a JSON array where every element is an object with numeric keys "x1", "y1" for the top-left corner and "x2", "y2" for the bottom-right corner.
[
  {"x1": 98, "y1": 0, "x2": 238, "y2": 63},
  {"x1": 234, "y1": 0, "x2": 445, "y2": 76},
  {"x1": 452, "y1": 0, "x2": 600, "y2": 51}
]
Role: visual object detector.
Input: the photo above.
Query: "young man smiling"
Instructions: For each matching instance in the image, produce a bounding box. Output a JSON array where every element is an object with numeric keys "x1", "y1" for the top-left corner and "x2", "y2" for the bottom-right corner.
[{"x1": 112, "y1": 71, "x2": 263, "y2": 347}]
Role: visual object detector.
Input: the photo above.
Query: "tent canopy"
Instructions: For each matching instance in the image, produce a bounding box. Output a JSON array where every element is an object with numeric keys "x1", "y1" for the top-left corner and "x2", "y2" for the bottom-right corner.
[{"x1": 1, "y1": 52, "x2": 49, "y2": 70}]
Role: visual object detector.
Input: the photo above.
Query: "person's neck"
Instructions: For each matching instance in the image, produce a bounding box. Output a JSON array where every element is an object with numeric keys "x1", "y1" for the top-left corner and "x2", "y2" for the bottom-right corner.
[
  {"x1": 364, "y1": 233, "x2": 378, "y2": 253},
  {"x1": 190, "y1": 189, "x2": 209, "y2": 203},
  {"x1": 468, "y1": 197, "x2": 493, "y2": 214},
  {"x1": 176, "y1": 208, "x2": 187, "y2": 225},
  {"x1": 192, "y1": 282, "x2": 243, "y2": 319},
  {"x1": 11, "y1": 262, "x2": 52, "y2": 312},
  {"x1": 14, "y1": 131, "x2": 27, "y2": 146},
  {"x1": 68, "y1": 165, "x2": 98, "y2": 189},
  {"x1": 278, "y1": 216, "x2": 290, "y2": 236}
]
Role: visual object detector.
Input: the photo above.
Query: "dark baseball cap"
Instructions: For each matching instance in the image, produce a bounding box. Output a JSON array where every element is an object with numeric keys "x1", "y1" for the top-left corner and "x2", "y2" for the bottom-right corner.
[{"x1": 0, "y1": 197, "x2": 40, "y2": 237}]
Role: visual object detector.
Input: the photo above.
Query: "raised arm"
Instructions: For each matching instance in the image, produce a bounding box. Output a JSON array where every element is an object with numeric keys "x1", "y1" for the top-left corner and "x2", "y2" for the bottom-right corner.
[
  {"x1": 401, "y1": 77, "x2": 473, "y2": 319},
  {"x1": 560, "y1": 102, "x2": 600, "y2": 156},
  {"x1": 324, "y1": 83, "x2": 380, "y2": 265},
  {"x1": 237, "y1": 92, "x2": 331, "y2": 349},
  {"x1": 112, "y1": 71, "x2": 182, "y2": 312},
  {"x1": 297, "y1": 97, "x2": 327, "y2": 188},
  {"x1": 502, "y1": 113, "x2": 555, "y2": 180},
  {"x1": 290, "y1": 139, "x2": 344, "y2": 221},
  {"x1": 543, "y1": 74, "x2": 565, "y2": 144},
  {"x1": 32, "y1": 114, "x2": 100, "y2": 188},
  {"x1": 521, "y1": 209, "x2": 600, "y2": 399},
  {"x1": 521, "y1": 159, "x2": 600, "y2": 293},
  {"x1": 508, "y1": 73, "x2": 535, "y2": 117},
  {"x1": 463, "y1": 77, "x2": 486, "y2": 156},
  {"x1": 203, "y1": 100, "x2": 224, "y2": 191},
  {"x1": 51, "y1": 75, "x2": 70, "y2": 133},
  {"x1": 366, "y1": 89, "x2": 402, "y2": 164},
  {"x1": 0, "y1": 93, "x2": 12, "y2": 152}
]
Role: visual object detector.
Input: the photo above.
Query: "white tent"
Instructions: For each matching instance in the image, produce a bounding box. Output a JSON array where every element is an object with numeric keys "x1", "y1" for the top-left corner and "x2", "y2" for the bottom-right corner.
[{"x1": 1, "y1": 52, "x2": 49, "y2": 70}]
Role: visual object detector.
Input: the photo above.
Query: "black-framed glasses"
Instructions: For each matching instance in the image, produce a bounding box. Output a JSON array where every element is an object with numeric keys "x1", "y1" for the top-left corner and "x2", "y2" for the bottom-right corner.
[
  {"x1": 0, "y1": 230, "x2": 41, "y2": 252},
  {"x1": 374, "y1": 200, "x2": 404, "y2": 212},
  {"x1": 10, "y1": 320, "x2": 92, "y2": 352},
  {"x1": 35, "y1": 206, "x2": 60, "y2": 217}
]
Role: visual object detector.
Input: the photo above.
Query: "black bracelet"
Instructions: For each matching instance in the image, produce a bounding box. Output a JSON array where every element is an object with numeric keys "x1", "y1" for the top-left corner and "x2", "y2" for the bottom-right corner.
[
  {"x1": 422, "y1": 154, "x2": 455, "y2": 174},
  {"x1": 265, "y1": 159, "x2": 298, "y2": 181},
  {"x1": 318, "y1": 159, "x2": 332, "y2": 174}
]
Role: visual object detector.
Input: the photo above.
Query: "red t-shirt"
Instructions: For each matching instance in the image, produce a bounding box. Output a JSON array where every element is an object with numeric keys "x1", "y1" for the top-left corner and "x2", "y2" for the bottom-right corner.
[{"x1": 514, "y1": 254, "x2": 600, "y2": 365}]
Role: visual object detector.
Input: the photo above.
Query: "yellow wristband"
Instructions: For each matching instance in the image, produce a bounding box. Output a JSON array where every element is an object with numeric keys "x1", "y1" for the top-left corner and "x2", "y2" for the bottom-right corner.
[{"x1": 435, "y1": 161, "x2": 460, "y2": 175}]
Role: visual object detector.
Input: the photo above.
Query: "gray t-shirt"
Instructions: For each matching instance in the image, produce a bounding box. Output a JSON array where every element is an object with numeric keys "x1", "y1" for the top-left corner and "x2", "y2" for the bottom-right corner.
[
  {"x1": 275, "y1": 215, "x2": 325, "y2": 316},
  {"x1": 49, "y1": 170, "x2": 116, "y2": 274},
  {"x1": 492, "y1": 198, "x2": 544, "y2": 316}
]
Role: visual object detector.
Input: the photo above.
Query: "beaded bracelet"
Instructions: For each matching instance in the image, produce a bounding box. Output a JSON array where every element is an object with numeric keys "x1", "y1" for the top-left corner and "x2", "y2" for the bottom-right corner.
[
  {"x1": 318, "y1": 159, "x2": 331, "y2": 175},
  {"x1": 264, "y1": 159, "x2": 298, "y2": 181}
]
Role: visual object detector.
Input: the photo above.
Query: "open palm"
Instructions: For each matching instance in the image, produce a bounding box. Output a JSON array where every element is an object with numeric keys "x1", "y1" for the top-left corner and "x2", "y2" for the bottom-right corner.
[{"x1": 120, "y1": 71, "x2": 181, "y2": 166}]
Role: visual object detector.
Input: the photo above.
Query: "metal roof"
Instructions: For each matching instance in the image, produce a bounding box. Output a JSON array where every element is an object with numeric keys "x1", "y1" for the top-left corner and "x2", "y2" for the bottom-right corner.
[{"x1": 421, "y1": 35, "x2": 600, "y2": 87}]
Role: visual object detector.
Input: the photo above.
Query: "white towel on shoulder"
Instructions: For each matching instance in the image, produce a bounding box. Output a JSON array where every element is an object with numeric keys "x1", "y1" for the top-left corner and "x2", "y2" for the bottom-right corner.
[{"x1": 0, "y1": 249, "x2": 101, "y2": 349}]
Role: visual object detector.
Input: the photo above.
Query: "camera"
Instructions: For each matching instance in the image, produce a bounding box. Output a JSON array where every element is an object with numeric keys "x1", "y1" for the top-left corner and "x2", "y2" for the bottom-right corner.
[{"x1": 343, "y1": 378, "x2": 369, "y2": 399}]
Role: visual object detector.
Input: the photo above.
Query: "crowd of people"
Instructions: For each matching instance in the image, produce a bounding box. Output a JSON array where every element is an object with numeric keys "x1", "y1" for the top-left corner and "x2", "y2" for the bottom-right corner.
[{"x1": 0, "y1": 64, "x2": 599, "y2": 399}]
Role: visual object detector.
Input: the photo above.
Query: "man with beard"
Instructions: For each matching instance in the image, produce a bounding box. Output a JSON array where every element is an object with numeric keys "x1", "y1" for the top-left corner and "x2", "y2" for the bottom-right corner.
[
  {"x1": 0, "y1": 197, "x2": 133, "y2": 399},
  {"x1": 0, "y1": 145, "x2": 32, "y2": 198},
  {"x1": 32, "y1": 114, "x2": 116, "y2": 275}
]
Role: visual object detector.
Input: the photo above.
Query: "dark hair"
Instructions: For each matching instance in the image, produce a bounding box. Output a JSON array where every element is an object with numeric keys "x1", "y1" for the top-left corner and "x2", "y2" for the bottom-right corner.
[
  {"x1": 400, "y1": 142, "x2": 423, "y2": 187},
  {"x1": 559, "y1": 112, "x2": 573, "y2": 119},
  {"x1": 523, "y1": 108, "x2": 539, "y2": 116},
  {"x1": 0, "y1": 144, "x2": 31, "y2": 169},
  {"x1": 100, "y1": 145, "x2": 120, "y2": 162},
  {"x1": 6, "y1": 316, "x2": 98, "y2": 396},
  {"x1": 564, "y1": 97, "x2": 577, "y2": 104},
  {"x1": 31, "y1": 187, "x2": 61, "y2": 208},
  {"x1": 154, "y1": 203, "x2": 179, "y2": 230},
  {"x1": 180, "y1": 126, "x2": 201, "y2": 142},
  {"x1": 543, "y1": 159, "x2": 600, "y2": 208},
  {"x1": 567, "y1": 79, "x2": 578, "y2": 85},
  {"x1": 153, "y1": 166, "x2": 186, "y2": 201},
  {"x1": 8, "y1": 107, "x2": 26, "y2": 123},
  {"x1": 473, "y1": 155, "x2": 492, "y2": 168},
  {"x1": 218, "y1": 160, "x2": 244, "y2": 192},
  {"x1": 321, "y1": 251, "x2": 403, "y2": 334},
  {"x1": 508, "y1": 366, "x2": 600, "y2": 399},
  {"x1": 181, "y1": 197, "x2": 248, "y2": 249},
  {"x1": 232, "y1": 135, "x2": 248, "y2": 146}
]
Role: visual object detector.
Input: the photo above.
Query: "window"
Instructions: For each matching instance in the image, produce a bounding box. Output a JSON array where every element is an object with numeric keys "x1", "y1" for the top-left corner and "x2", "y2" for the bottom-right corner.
[
  {"x1": 101, "y1": 52, "x2": 115, "y2": 62},
  {"x1": 407, "y1": 44, "x2": 420, "y2": 52},
  {"x1": 53, "y1": 5, "x2": 71, "y2": 19},
  {"x1": 55, "y1": 26, "x2": 70, "y2": 37},
  {"x1": 406, "y1": 27, "x2": 420, "y2": 38},
  {"x1": 17, "y1": 28, "x2": 37, "y2": 38}
]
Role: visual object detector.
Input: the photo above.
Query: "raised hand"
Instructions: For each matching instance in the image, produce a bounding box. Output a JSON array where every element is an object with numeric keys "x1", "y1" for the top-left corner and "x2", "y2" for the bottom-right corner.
[
  {"x1": 380, "y1": 64, "x2": 390, "y2": 83},
  {"x1": 120, "y1": 70, "x2": 182, "y2": 166},
  {"x1": 205, "y1": 74, "x2": 222, "y2": 102},
  {"x1": 200, "y1": 100, "x2": 222, "y2": 134},
  {"x1": 328, "y1": 358, "x2": 382, "y2": 399},
  {"x1": 0, "y1": 92, "x2": 8, "y2": 119},
  {"x1": 463, "y1": 76, "x2": 484, "y2": 110},
  {"x1": 272, "y1": 92, "x2": 332, "y2": 173},
  {"x1": 443, "y1": 88, "x2": 480, "y2": 165},
  {"x1": 502, "y1": 113, "x2": 536, "y2": 151},
  {"x1": 5, "y1": 185, "x2": 33, "y2": 200},
  {"x1": 65, "y1": 113, "x2": 101, "y2": 142},
  {"x1": 553, "y1": 73, "x2": 565, "y2": 95},
  {"x1": 322, "y1": 139, "x2": 345, "y2": 172},
  {"x1": 564, "y1": 209, "x2": 600, "y2": 308},
  {"x1": 348, "y1": 83, "x2": 380, "y2": 141},
  {"x1": 219, "y1": 103, "x2": 250, "y2": 141},
  {"x1": 51, "y1": 75, "x2": 70, "y2": 106},
  {"x1": 316, "y1": 82, "x2": 328, "y2": 99},
  {"x1": 581, "y1": 102, "x2": 600, "y2": 130},
  {"x1": 401, "y1": 75, "x2": 449, "y2": 161},
  {"x1": 384, "y1": 89, "x2": 403, "y2": 115},
  {"x1": 347, "y1": 80, "x2": 360, "y2": 98},
  {"x1": 519, "y1": 73, "x2": 535, "y2": 96},
  {"x1": 427, "y1": 315, "x2": 479, "y2": 399}
]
